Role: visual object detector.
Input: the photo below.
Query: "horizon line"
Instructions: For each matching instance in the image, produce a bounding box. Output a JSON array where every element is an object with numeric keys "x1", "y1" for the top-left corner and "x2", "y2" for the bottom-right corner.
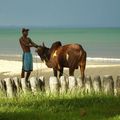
[{"x1": 0, "y1": 25, "x2": 120, "y2": 29}]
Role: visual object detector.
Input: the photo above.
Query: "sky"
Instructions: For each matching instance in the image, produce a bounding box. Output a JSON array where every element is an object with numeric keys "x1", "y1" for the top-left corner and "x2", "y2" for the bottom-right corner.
[{"x1": 0, "y1": 0, "x2": 120, "y2": 27}]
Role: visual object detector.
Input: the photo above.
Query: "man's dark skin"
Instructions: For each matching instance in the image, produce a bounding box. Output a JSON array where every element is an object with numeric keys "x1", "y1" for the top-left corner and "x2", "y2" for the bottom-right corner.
[{"x1": 19, "y1": 29, "x2": 38, "y2": 81}]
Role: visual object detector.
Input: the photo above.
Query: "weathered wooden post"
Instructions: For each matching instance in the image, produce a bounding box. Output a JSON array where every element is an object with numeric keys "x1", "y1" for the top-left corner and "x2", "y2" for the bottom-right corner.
[
  {"x1": 39, "y1": 76, "x2": 45, "y2": 91},
  {"x1": 29, "y1": 77, "x2": 41, "y2": 94},
  {"x1": 12, "y1": 77, "x2": 21, "y2": 94},
  {"x1": 68, "y1": 76, "x2": 77, "y2": 93},
  {"x1": 0, "y1": 79, "x2": 6, "y2": 96},
  {"x1": 76, "y1": 76, "x2": 83, "y2": 88},
  {"x1": 76, "y1": 76, "x2": 84, "y2": 94},
  {"x1": 4, "y1": 78, "x2": 15, "y2": 98},
  {"x1": 93, "y1": 76, "x2": 101, "y2": 93},
  {"x1": 59, "y1": 76, "x2": 67, "y2": 94},
  {"x1": 21, "y1": 78, "x2": 31, "y2": 94},
  {"x1": 103, "y1": 75, "x2": 114, "y2": 95},
  {"x1": 49, "y1": 76, "x2": 59, "y2": 94},
  {"x1": 116, "y1": 76, "x2": 120, "y2": 95},
  {"x1": 85, "y1": 76, "x2": 93, "y2": 94}
]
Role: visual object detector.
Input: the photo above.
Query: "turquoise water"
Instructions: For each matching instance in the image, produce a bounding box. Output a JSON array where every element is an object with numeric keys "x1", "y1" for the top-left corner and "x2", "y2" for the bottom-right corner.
[{"x1": 0, "y1": 27, "x2": 120, "y2": 58}]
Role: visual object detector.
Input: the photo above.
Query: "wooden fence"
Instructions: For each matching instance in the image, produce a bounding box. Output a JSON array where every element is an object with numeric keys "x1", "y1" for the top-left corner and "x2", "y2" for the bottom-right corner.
[{"x1": 0, "y1": 75, "x2": 120, "y2": 98}]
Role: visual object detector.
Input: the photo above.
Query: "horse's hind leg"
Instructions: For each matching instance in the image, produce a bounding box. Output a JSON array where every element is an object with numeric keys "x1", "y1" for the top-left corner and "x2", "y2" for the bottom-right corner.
[
  {"x1": 69, "y1": 68, "x2": 75, "y2": 76},
  {"x1": 53, "y1": 69, "x2": 57, "y2": 77},
  {"x1": 80, "y1": 63, "x2": 86, "y2": 85},
  {"x1": 59, "y1": 67, "x2": 63, "y2": 78},
  {"x1": 80, "y1": 52, "x2": 86, "y2": 85}
]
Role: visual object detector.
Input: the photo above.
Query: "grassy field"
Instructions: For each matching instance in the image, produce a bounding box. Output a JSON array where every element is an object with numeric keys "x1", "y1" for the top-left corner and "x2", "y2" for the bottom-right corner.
[{"x1": 0, "y1": 92, "x2": 120, "y2": 120}]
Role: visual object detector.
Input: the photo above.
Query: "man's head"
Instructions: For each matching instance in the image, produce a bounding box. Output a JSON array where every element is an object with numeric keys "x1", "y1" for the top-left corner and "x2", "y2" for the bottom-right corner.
[{"x1": 22, "y1": 28, "x2": 29, "y2": 37}]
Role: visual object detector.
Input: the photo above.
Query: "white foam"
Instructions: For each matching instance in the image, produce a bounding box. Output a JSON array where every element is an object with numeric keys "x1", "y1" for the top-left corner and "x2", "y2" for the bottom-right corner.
[
  {"x1": 87, "y1": 57, "x2": 120, "y2": 62},
  {"x1": 1, "y1": 54, "x2": 120, "y2": 63}
]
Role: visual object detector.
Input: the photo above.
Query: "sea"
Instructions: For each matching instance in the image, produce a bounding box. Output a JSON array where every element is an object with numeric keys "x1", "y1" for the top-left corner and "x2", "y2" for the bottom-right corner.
[{"x1": 0, "y1": 27, "x2": 120, "y2": 62}]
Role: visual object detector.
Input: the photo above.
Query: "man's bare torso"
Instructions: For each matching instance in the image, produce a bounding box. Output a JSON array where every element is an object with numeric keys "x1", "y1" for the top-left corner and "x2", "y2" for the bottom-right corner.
[{"x1": 19, "y1": 37, "x2": 31, "y2": 52}]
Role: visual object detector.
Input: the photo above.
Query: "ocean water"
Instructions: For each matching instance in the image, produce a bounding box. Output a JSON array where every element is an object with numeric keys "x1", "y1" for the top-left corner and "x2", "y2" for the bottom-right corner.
[{"x1": 0, "y1": 27, "x2": 120, "y2": 59}]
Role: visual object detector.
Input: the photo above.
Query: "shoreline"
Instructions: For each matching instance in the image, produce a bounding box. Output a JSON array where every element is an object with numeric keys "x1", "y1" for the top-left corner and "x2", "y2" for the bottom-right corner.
[{"x1": 0, "y1": 54, "x2": 120, "y2": 63}]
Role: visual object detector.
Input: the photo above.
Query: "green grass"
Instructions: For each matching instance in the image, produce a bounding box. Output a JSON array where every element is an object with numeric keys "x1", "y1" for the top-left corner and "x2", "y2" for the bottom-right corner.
[{"x1": 0, "y1": 92, "x2": 120, "y2": 120}]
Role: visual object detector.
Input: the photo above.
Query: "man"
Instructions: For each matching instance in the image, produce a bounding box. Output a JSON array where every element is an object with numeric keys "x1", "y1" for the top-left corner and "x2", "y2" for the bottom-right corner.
[{"x1": 19, "y1": 28, "x2": 38, "y2": 82}]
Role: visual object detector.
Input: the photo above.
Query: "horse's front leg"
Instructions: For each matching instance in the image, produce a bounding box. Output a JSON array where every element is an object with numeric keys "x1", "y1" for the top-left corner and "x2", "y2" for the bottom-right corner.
[
  {"x1": 53, "y1": 68, "x2": 57, "y2": 77},
  {"x1": 69, "y1": 68, "x2": 75, "y2": 76}
]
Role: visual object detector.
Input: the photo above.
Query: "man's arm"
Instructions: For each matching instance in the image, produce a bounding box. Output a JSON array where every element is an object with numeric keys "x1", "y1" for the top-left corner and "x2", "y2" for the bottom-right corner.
[{"x1": 29, "y1": 38, "x2": 39, "y2": 48}]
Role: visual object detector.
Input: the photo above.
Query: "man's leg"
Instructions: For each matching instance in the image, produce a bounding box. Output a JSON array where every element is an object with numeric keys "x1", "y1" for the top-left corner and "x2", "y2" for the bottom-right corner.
[
  {"x1": 21, "y1": 69, "x2": 25, "y2": 78},
  {"x1": 26, "y1": 71, "x2": 31, "y2": 82},
  {"x1": 25, "y1": 71, "x2": 31, "y2": 88}
]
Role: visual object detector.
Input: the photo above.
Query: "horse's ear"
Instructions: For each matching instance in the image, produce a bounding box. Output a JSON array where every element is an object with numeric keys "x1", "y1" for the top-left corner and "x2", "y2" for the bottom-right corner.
[{"x1": 42, "y1": 42, "x2": 45, "y2": 47}]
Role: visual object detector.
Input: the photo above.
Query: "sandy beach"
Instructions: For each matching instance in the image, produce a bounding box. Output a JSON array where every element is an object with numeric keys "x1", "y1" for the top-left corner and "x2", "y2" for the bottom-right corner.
[{"x1": 0, "y1": 56, "x2": 120, "y2": 81}]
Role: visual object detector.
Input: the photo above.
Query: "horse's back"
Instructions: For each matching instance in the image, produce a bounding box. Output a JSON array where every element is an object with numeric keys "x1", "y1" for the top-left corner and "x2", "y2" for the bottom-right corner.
[{"x1": 60, "y1": 44, "x2": 84, "y2": 53}]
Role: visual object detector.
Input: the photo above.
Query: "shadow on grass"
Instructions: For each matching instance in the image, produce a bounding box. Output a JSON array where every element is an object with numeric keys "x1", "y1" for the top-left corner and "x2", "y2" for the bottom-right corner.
[{"x1": 0, "y1": 95, "x2": 120, "y2": 120}]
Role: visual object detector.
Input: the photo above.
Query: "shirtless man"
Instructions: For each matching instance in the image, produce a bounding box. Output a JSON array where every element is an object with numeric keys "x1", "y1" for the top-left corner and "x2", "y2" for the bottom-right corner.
[{"x1": 19, "y1": 28, "x2": 38, "y2": 82}]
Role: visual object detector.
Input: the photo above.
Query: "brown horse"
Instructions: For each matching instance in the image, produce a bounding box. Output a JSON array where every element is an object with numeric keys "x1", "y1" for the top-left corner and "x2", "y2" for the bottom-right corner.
[{"x1": 36, "y1": 41, "x2": 87, "y2": 83}]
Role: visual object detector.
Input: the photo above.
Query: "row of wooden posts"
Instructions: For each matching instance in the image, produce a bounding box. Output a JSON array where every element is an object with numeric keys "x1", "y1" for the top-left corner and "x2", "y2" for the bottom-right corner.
[{"x1": 0, "y1": 75, "x2": 120, "y2": 98}]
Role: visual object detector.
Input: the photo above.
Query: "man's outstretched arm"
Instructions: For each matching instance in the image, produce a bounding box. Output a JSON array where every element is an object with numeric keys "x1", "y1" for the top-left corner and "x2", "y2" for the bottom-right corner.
[{"x1": 29, "y1": 38, "x2": 39, "y2": 48}]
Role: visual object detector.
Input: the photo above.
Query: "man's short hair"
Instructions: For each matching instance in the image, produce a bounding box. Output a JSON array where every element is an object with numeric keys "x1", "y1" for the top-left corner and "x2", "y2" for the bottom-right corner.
[{"x1": 22, "y1": 28, "x2": 29, "y2": 33}]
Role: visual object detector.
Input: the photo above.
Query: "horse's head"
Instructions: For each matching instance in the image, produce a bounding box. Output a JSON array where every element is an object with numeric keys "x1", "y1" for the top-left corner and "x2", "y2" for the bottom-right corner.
[{"x1": 35, "y1": 42, "x2": 50, "y2": 61}]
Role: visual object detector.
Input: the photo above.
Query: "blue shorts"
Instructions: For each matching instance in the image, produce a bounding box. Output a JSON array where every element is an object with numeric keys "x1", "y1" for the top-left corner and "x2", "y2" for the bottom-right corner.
[{"x1": 22, "y1": 52, "x2": 33, "y2": 72}]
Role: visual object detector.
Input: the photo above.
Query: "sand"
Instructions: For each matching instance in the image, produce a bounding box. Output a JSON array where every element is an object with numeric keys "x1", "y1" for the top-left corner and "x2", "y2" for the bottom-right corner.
[
  {"x1": 0, "y1": 59, "x2": 50, "y2": 75},
  {"x1": 0, "y1": 58, "x2": 120, "y2": 80}
]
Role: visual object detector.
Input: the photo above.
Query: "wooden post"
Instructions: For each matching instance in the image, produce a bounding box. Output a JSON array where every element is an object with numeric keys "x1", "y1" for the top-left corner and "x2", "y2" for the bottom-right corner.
[
  {"x1": 59, "y1": 76, "x2": 67, "y2": 94},
  {"x1": 29, "y1": 77, "x2": 40, "y2": 94},
  {"x1": 12, "y1": 77, "x2": 21, "y2": 94},
  {"x1": 0, "y1": 79, "x2": 6, "y2": 96},
  {"x1": 93, "y1": 76, "x2": 101, "y2": 93},
  {"x1": 103, "y1": 75, "x2": 114, "y2": 95},
  {"x1": 76, "y1": 76, "x2": 84, "y2": 93},
  {"x1": 21, "y1": 78, "x2": 30, "y2": 94},
  {"x1": 49, "y1": 76, "x2": 59, "y2": 94},
  {"x1": 68, "y1": 76, "x2": 77, "y2": 92},
  {"x1": 116, "y1": 76, "x2": 120, "y2": 95},
  {"x1": 4, "y1": 78, "x2": 15, "y2": 98},
  {"x1": 85, "y1": 76, "x2": 93, "y2": 94},
  {"x1": 76, "y1": 76, "x2": 84, "y2": 88}
]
